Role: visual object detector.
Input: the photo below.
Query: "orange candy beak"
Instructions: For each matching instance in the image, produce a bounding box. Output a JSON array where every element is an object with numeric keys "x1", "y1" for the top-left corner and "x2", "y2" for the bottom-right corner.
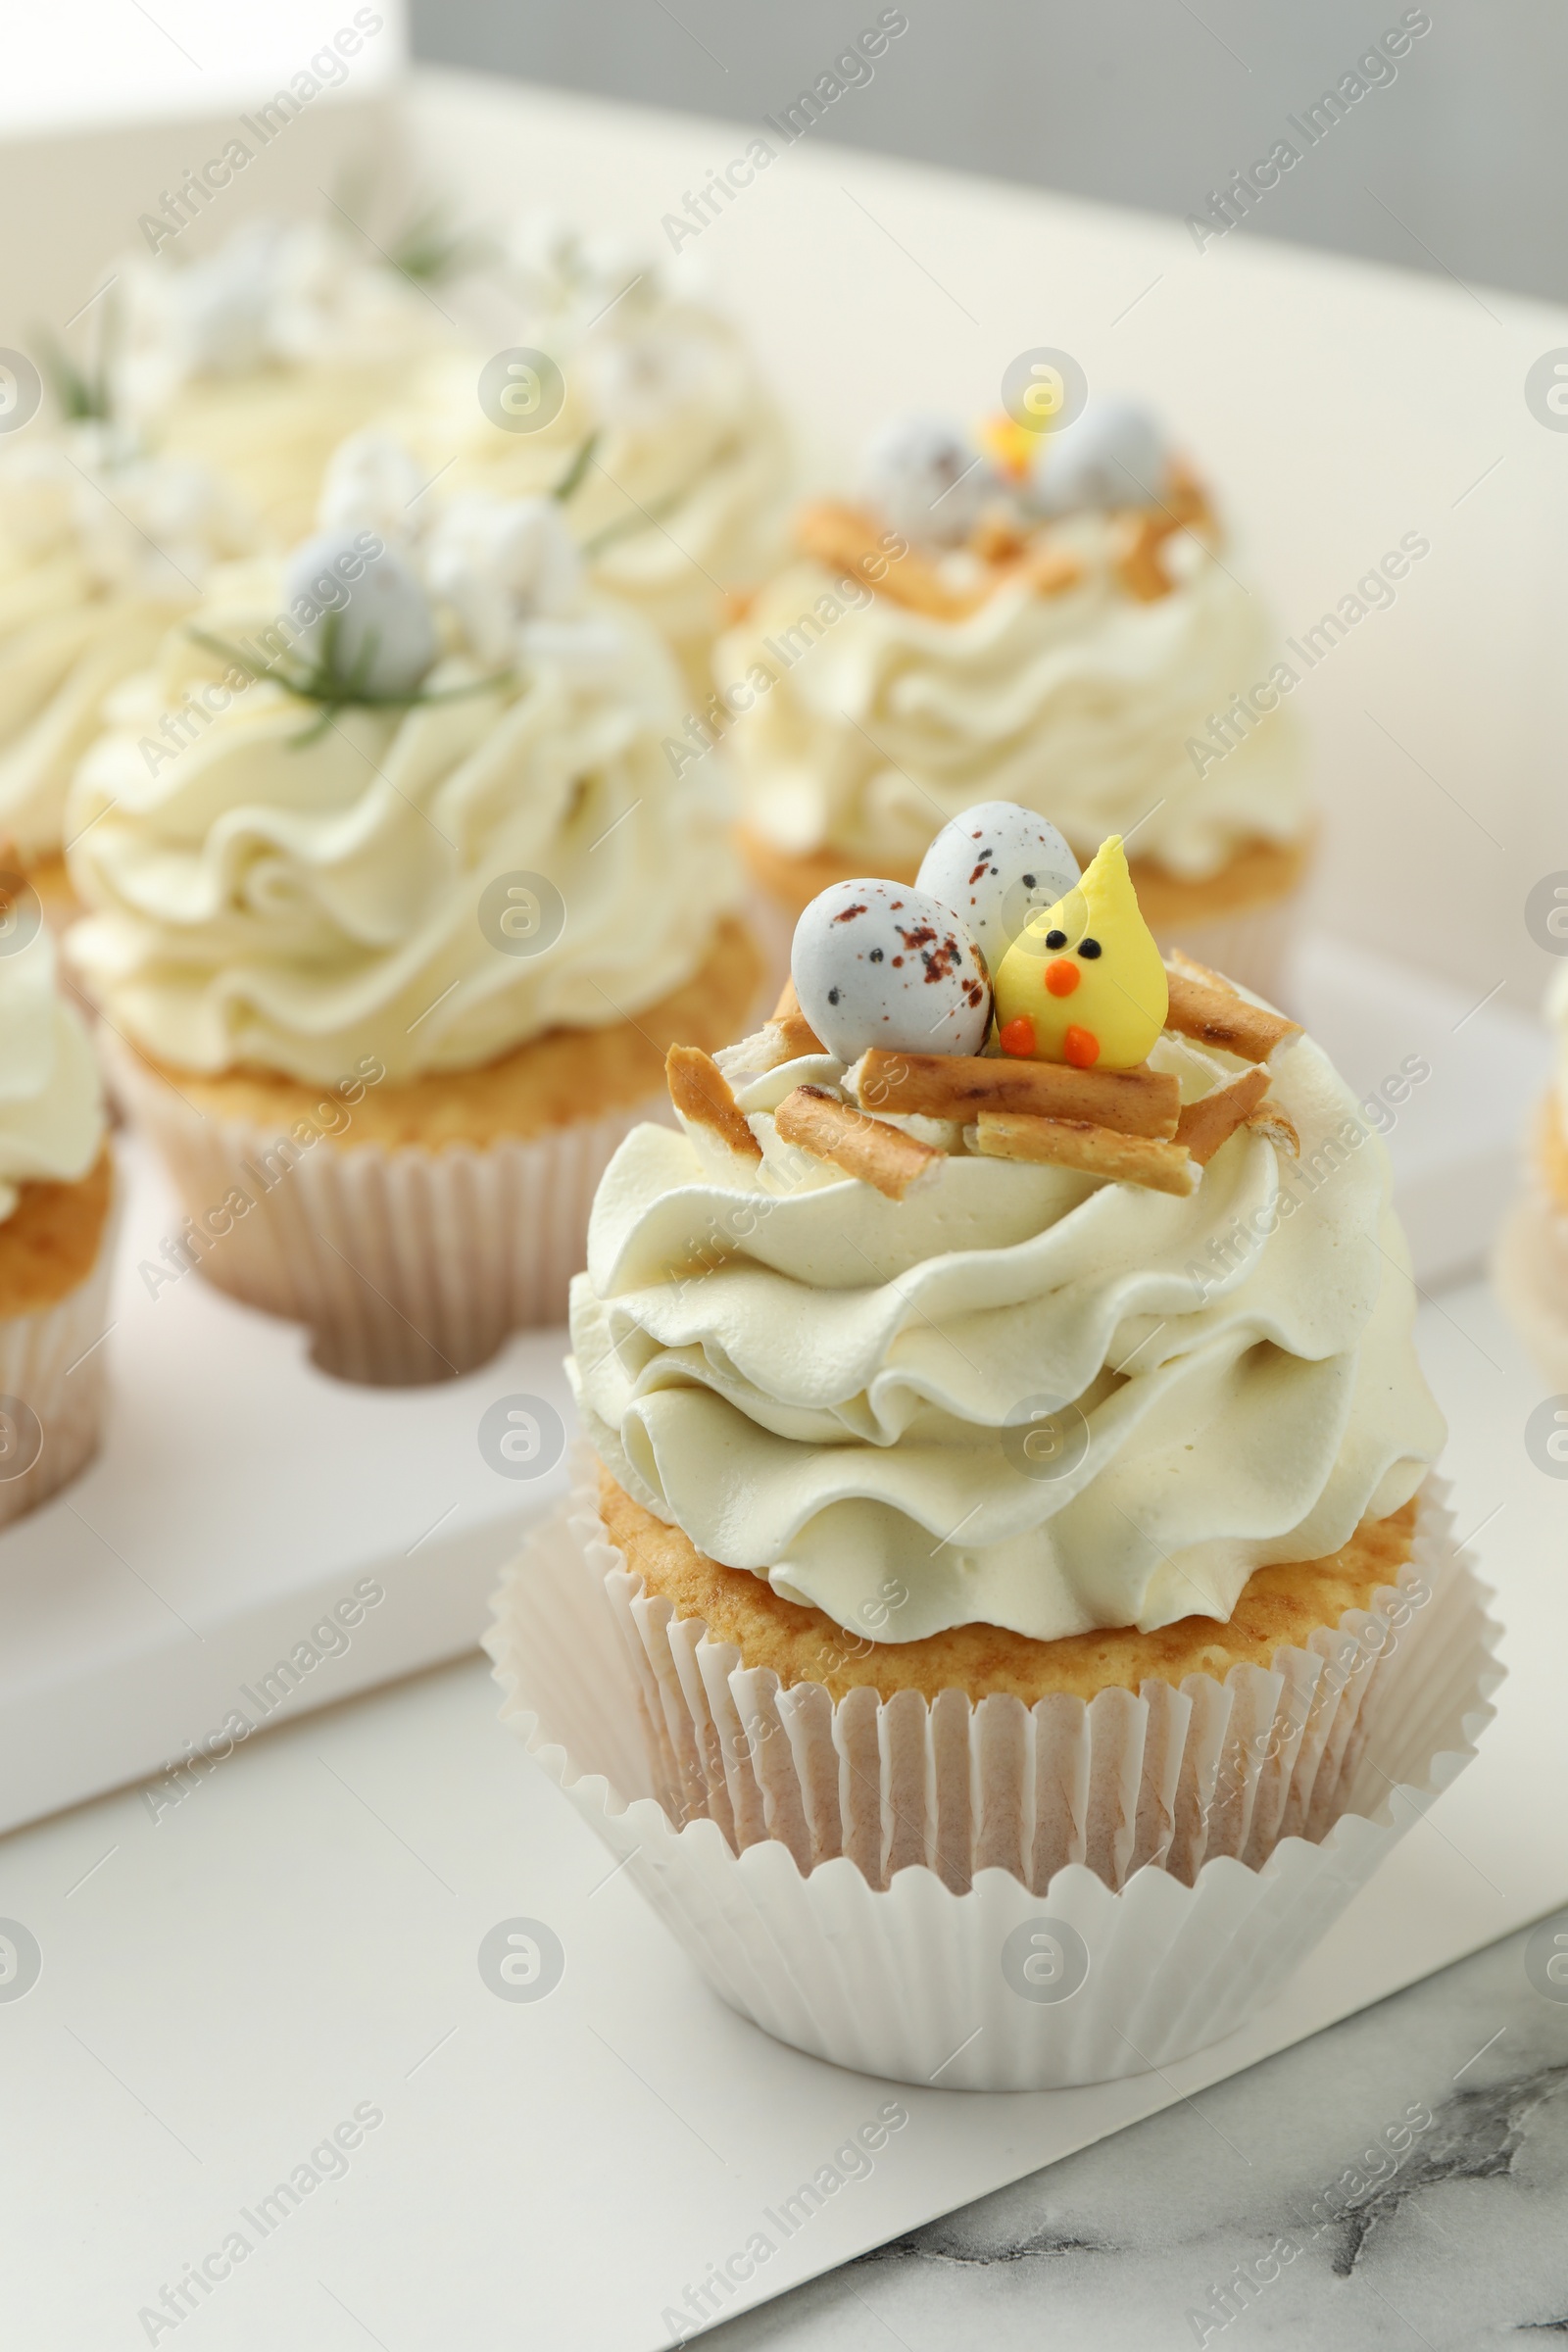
[{"x1": 1045, "y1": 958, "x2": 1080, "y2": 998}]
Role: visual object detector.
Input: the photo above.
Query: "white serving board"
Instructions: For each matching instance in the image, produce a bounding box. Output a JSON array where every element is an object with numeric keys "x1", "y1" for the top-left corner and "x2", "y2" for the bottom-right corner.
[
  {"x1": 0, "y1": 938, "x2": 1548, "y2": 1839},
  {"x1": 0, "y1": 1276, "x2": 1560, "y2": 2352},
  {"x1": 0, "y1": 1135, "x2": 574, "y2": 1837}
]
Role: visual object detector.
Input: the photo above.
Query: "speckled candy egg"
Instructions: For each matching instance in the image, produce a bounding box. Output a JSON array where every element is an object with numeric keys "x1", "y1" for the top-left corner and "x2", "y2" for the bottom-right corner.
[
  {"x1": 1028, "y1": 395, "x2": 1169, "y2": 516},
  {"x1": 792, "y1": 879, "x2": 991, "y2": 1062},
  {"x1": 282, "y1": 527, "x2": 438, "y2": 699},
  {"x1": 916, "y1": 801, "x2": 1081, "y2": 982},
  {"x1": 860, "y1": 414, "x2": 998, "y2": 550}
]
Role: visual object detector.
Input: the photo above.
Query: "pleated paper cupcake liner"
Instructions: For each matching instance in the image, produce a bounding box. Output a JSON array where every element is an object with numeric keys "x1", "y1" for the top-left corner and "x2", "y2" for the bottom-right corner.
[
  {"x1": 486, "y1": 1461, "x2": 1502, "y2": 2089},
  {"x1": 103, "y1": 1034, "x2": 668, "y2": 1386},
  {"x1": 1493, "y1": 1189, "x2": 1568, "y2": 1390},
  {"x1": 0, "y1": 1178, "x2": 120, "y2": 1531},
  {"x1": 532, "y1": 1470, "x2": 1474, "y2": 1895}
]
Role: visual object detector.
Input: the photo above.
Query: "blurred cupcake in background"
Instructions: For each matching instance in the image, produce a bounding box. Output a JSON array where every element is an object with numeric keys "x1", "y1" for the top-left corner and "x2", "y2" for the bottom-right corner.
[
  {"x1": 66, "y1": 435, "x2": 759, "y2": 1385},
  {"x1": 114, "y1": 215, "x2": 460, "y2": 546},
  {"x1": 0, "y1": 426, "x2": 251, "y2": 933},
  {"x1": 1494, "y1": 963, "x2": 1568, "y2": 1386},
  {"x1": 716, "y1": 395, "x2": 1313, "y2": 1001},
  {"x1": 0, "y1": 884, "x2": 115, "y2": 1529},
  {"x1": 389, "y1": 216, "x2": 790, "y2": 702}
]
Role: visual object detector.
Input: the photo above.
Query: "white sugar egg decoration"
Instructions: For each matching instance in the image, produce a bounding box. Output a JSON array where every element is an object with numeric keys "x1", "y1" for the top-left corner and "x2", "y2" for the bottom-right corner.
[
  {"x1": 916, "y1": 801, "x2": 1081, "y2": 981},
  {"x1": 792, "y1": 879, "x2": 992, "y2": 1062},
  {"x1": 1029, "y1": 394, "x2": 1169, "y2": 516},
  {"x1": 282, "y1": 528, "x2": 438, "y2": 699},
  {"x1": 860, "y1": 414, "x2": 997, "y2": 550}
]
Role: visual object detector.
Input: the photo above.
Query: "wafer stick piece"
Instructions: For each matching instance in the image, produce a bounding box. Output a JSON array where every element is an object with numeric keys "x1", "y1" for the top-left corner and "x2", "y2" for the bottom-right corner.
[
  {"x1": 794, "y1": 501, "x2": 976, "y2": 620},
  {"x1": 1111, "y1": 511, "x2": 1175, "y2": 603},
  {"x1": 1247, "y1": 1100, "x2": 1300, "y2": 1157},
  {"x1": 856, "y1": 1048, "x2": 1180, "y2": 1137},
  {"x1": 774, "y1": 1085, "x2": 939, "y2": 1200},
  {"x1": 665, "y1": 1045, "x2": 763, "y2": 1161},
  {"x1": 1174, "y1": 1068, "x2": 1270, "y2": 1165},
  {"x1": 1016, "y1": 540, "x2": 1083, "y2": 597},
  {"x1": 1163, "y1": 972, "x2": 1301, "y2": 1063},
  {"x1": 768, "y1": 974, "x2": 826, "y2": 1059},
  {"x1": 1166, "y1": 947, "x2": 1238, "y2": 996},
  {"x1": 1166, "y1": 456, "x2": 1217, "y2": 539},
  {"x1": 972, "y1": 1112, "x2": 1197, "y2": 1196}
]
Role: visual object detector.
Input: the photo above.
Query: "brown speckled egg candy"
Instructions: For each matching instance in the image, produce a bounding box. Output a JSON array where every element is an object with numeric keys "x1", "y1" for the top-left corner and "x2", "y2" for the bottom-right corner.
[
  {"x1": 791, "y1": 878, "x2": 991, "y2": 1061},
  {"x1": 916, "y1": 801, "x2": 1081, "y2": 982}
]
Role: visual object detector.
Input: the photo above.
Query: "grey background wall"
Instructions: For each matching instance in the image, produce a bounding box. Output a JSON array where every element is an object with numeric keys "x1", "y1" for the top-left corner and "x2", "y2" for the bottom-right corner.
[{"x1": 409, "y1": 0, "x2": 1567, "y2": 306}]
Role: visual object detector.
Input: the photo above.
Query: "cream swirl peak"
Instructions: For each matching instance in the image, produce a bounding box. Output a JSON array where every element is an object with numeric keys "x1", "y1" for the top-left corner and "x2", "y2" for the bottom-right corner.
[
  {"x1": 571, "y1": 1038, "x2": 1442, "y2": 1641},
  {"x1": 111, "y1": 218, "x2": 460, "y2": 547},
  {"x1": 115, "y1": 217, "x2": 448, "y2": 414},
  {"x1": 716, "y1": 400, "x2": 1308, "y2": 884},
  {"x1": 0, "y1": 428, "x2": 253, "y2": 861},
  {"x1": 0, "y1": 920, "x2": 105, "y2": 1224},
  {"x1": 64, "y1": 494, "x2": 742, "y2": 1085},
  {"x1": 389, "y1": 215, "x2": 790, "y2": 656},
  {"x1": 569, "y1": 975, "x2": 1443, "y2": 1643}
]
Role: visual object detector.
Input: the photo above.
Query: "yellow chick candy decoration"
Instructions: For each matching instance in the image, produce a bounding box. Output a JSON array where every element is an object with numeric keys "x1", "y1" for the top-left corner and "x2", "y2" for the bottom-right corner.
[{"x1": 994, "y1": 835, "x2": 1168, "y2": 1070}]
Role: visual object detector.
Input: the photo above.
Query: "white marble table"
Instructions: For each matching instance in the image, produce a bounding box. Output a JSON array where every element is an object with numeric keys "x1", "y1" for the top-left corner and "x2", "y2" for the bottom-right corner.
[{"x1": 710, "y1": 1914, "x2": 1568, "y2": 2349}]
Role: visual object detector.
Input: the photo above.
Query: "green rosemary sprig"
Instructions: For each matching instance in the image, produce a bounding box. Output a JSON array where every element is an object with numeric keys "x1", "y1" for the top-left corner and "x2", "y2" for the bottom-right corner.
[
  {"x1": 551, "y1": 430, "x2": 601, "y2": 505},
  {"x1": 35, "y1": 288, "x2": 118, "y2": 424},
  {"x1": 579, "y1": 478, "x2": 687, "y2": 559},
  {"x1": 386, "y1": 197, "x2": 498, "y2": 286},
  {"x1": 329, "y1": 162, "x2": 495, "y2": 288},
  {"x1": 189, "y1": 618, "x2": 513, "y2": 750}
]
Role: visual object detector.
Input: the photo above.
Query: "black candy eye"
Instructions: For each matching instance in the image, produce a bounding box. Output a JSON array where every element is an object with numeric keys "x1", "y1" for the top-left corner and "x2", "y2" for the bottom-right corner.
[
  {"x1": 1078, "y1": 937, "x2": 1102, "y2": 959},
  {"x1": 827, "y1": 986, "x2": 841, "y2": 1004},
  {"x1": 1045, "y1": 928, "x2": 1067, "y2": 950},
  {"x1": 869, "y1": 947, "x2": 883, "y2": 961}
]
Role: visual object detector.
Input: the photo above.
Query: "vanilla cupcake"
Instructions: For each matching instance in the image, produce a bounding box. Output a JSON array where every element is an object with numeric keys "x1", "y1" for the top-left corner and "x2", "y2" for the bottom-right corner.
[
  {"x1": 0, "y1": 426, "x2": 251, "y2": 930},
  {"x1": 66, "y1": 458, "x2": 759, "y2": 1384},
  {"x1": 489, "y1": 810, "x2": 1497, "y2": 2090},
  {"x1": 116, "y1": 217, "x2": 456, "y2": 546},
  {"x1": 0, "y1": 905, "x2": 115, "y2": 1528},
  {"x1": 716, "y1": 399, "x2": 1312, "y2": 1000},
  {"x1": 1494, "y1": 964, "x2": 1568, "y2": 1384},
  {"x1": 390, "y1": 217, "x2": 789, "y2": 701}
]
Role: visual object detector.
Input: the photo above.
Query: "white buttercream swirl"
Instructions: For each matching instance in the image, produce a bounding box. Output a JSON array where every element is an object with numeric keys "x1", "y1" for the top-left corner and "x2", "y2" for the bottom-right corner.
[
  {"x1": 0, "y1": 429, "x2": 252, "y2": 860},
  {"x1": 64, "y1": 542, "x2": 742, "y2": 1085},
  {"x1": 717, "y1": 518, "x2": 1309, "y2": 883},
  {"x1": 115, "y1": 219, "x2": 456, "y2": 545},
  {"x1": 0, "y1": 920, "x2": 105, "y2": 1223},
  {"x1": 568, "y1": 1013, "x2": 1443, "y2": 1642},
  {"x1": 117, "y1": 218, "x2": 446, "y2": 407},
  {"x1": 390, "y1": 217, "x2": 789, "y2": 655}
]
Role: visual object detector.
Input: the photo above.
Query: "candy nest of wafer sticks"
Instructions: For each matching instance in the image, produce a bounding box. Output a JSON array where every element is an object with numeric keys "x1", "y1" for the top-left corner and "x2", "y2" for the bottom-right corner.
[{"x1": 665, "y1": 965, "x2": 1300, "y2": 1200}]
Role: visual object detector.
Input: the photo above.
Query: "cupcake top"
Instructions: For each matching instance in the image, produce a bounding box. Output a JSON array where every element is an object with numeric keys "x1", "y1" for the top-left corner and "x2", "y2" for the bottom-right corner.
[
  {"x1": 115, "y1": 216, "x2": 449, "y2": 420},
  {"x1": 0, "y1": 909, "x2": 105, "y2": 1222},
  {"x1": 66, "y1": 441, "x2": 742, "y2": 1087},
  {"x1": 390, "y1": 214, "x2": 789, "y2": 650},
  {"x1": 716, "y1": 397, "x2": 1308, "y2": 884},
  {"x1": 568, "y1": 808, "x2": 1442, "y2": 1643},
  {"x1": 112, "y1": 216, "x2": 459, "y2": 546},
  {"x1": 0, "y1": 427, "x2": 252, "y2": 862}
]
